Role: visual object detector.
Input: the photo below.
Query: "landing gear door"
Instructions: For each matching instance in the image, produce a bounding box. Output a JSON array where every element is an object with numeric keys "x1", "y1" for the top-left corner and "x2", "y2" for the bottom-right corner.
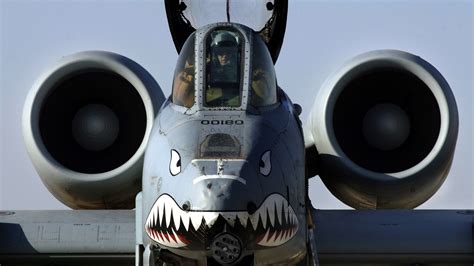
[{"x1": 165, "y1": 0, "x2": 287, "y2": 63}]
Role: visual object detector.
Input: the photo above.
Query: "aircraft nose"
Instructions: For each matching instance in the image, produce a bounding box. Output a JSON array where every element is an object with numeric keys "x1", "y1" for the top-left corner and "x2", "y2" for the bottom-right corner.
[{"x1": 189, "y1": 160, "x2": 262, "y2": 212}]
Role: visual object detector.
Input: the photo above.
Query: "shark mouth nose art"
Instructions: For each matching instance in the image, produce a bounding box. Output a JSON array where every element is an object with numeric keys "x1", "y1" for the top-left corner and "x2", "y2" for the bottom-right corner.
[{"x1": 145, "y1": 194, "x2": 299, "y2": 248}]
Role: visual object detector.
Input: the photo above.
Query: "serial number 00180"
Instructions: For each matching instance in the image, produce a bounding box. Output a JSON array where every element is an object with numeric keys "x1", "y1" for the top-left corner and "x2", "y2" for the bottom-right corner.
[{"x1": 201, "y1": 120, "x2": 244, "y2": 125}]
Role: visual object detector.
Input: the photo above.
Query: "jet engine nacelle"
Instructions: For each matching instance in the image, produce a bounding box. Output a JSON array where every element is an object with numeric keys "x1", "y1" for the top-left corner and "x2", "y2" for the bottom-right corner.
[
  {"x1": 307, "y1": 50, "x2": 458, "y2": 209},
  {"x1": 22, "y1": 51, "x2": 164, "y2": 209}
]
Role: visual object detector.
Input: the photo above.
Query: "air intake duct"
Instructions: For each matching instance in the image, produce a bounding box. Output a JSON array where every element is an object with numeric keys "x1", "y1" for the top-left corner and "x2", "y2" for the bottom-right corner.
[
  {"x1": 307, "y1": 50, "x2": 458, "y2": 209},
  {"x1": 23, "y1": 51, "x2": 165, "y2": 209}
]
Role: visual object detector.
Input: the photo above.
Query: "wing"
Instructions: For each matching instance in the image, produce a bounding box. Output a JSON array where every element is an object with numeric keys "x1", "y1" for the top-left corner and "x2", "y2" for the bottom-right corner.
[
  {"x1": 0, "y1": 210, "x2": 135, "y2": 265},
  {"x1": 310, "y1": 208, "x2": 474, "y2": 265},
  {"x1": 3, "y1": 209, "x2": 472, "y2": 265}
]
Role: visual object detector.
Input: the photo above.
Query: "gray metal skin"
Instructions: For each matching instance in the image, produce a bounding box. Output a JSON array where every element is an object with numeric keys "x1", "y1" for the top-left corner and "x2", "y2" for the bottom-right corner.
[
  {"x1": 138, "y1": 23, "x2": 307, "y2": 265},
  {"x1": 312, "y1": 209, "x2": 474, "y2": 265},
  {"x1": 0, "y1": 210, "x2": 135, "y2": 255}
]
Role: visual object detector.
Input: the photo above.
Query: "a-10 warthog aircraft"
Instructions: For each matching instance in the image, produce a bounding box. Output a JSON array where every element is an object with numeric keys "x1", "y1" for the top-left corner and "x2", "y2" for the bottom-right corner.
[{"x1": 1, "y1": 1, "x2": 472, "y2": 265}]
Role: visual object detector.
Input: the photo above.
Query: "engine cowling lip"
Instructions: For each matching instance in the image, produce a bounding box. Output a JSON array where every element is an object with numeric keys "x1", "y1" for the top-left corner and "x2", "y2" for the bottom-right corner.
[
  {"x1": 22, "y1": 51, "x2": 158, "y2": 183},
  {"x1": 312, "y1": 50, "x2": 457, "y2": 180}
]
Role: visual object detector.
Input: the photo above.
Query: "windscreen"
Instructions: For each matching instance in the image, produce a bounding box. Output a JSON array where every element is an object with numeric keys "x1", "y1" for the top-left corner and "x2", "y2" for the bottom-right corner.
[
  {"x1": 205, "y1": 28, "x2": 243, "y2": 108},
  {"x1": 172, "y1": 33, "x2": 196, "y2": 108},
  {"x1": 250, "y1": 34, "x2": 277, "y2": 107}
]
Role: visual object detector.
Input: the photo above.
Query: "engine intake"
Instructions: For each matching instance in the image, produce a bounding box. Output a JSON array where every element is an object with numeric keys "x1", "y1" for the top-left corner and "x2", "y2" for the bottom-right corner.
[
  {"x1": 23, "y1": 51, "x2": 164, "y2": 209},
  {"x1": 307, "y1": 50, "x2": 458, "y2": 209}
]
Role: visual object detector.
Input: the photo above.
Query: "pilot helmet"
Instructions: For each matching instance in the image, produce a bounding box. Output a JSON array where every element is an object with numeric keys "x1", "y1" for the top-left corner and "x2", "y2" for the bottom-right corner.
[{"x1": 212, "y1": 32, "x2": 237, "y2": 47}]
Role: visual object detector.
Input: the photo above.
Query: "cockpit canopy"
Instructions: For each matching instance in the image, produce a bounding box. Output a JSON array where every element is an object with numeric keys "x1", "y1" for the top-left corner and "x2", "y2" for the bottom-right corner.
[
  {"x1": 165, "y1": 0, "x2": 288, "y2": 63},
  {"x1": 172, "y1": 24, "x2": 277, "y2": 110}
]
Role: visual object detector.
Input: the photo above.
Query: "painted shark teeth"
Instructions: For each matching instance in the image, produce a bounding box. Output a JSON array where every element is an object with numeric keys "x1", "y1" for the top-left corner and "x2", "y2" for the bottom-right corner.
[
  {"x1": 256, "y1": 204, "x2": 298, "y2": 247},
  {"x1": 237, "y1": 212, "x2": 248, "y2": 228},
  {"x1": 145, "y1": 193, "x2": 299, "y2": 248}
]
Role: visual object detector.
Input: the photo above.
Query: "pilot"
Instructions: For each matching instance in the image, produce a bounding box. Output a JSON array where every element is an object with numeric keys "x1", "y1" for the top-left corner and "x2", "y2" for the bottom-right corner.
[
  {"x1": 206, "y1": 32, "x2": 240, "y2": 106},
  {"x1": 210, "y1": 32, "x2": 239, "y2": 82}
]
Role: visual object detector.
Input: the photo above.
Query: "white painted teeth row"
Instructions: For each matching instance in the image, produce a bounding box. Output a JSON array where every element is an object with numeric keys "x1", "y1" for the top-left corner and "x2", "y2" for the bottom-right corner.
[
  {"x1": 145, "y1": 194, "x2": 299, "y2": 246},
  {"x1": 146, "y1": 194, "x2": 220, "y2": 231},
  {"x1": 145, "y1": 224, "x2": 186, "y2": 248},
  {"x1": 258, "y1": 227, "x2": 298, "y2": 247}
]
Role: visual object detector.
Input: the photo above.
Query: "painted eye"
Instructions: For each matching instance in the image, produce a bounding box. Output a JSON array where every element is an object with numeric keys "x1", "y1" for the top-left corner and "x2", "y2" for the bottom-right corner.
[
  {"x1": 259, "y1": 150, "x2": 271, "y2": 176},
  {"x1": 170, "y1": 149, "x2": 181, "y2": 176}
]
